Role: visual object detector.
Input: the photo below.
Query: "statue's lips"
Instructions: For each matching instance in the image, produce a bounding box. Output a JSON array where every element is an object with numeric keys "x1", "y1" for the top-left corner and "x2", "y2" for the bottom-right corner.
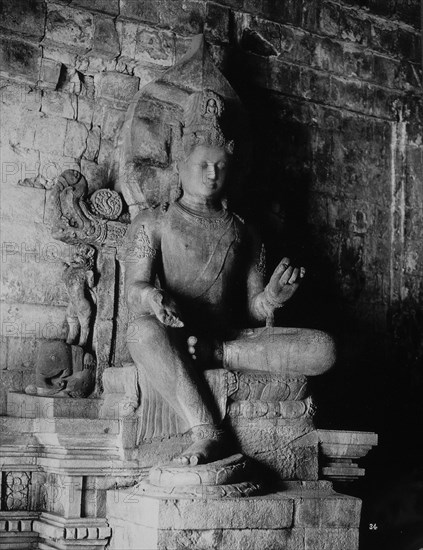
[{"x1": 203, "y1": 180, "x2": 217, "y2": 189}]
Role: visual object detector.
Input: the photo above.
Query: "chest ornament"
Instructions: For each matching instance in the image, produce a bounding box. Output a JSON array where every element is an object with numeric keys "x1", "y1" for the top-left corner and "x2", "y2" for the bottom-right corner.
[{"x1": 175, "y1": 202, "x2": 231, "y2": 228}]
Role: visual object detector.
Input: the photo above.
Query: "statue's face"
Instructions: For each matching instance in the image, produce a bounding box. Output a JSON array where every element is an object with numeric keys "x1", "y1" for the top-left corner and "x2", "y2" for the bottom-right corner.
[{"x1": 179, "y1": 145, "x2": 230, "y2": 200}]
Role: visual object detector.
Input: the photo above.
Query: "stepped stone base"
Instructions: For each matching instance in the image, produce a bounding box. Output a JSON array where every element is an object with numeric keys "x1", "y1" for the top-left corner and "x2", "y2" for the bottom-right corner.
[
  {"x1": 106, "y1": 481, "x2": 361, "y2": 550},
  {"x1": 1, "y1": 392, "x2": 376, "y2": 549}
]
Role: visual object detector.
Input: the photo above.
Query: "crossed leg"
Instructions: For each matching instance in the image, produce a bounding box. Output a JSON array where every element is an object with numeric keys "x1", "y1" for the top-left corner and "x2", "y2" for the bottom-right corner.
[
  {"x1": 128, "y1": 317, "x2": 335, "y2": 465},
  {"x1": 127, "y1": 315, "x2": 227, "y2": 465}
]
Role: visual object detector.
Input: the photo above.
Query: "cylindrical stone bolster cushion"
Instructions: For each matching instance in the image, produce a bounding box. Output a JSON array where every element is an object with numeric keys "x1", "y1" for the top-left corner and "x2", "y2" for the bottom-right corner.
[{"x1": 223, "y1": 327, "x2": 336, "y2": 377}]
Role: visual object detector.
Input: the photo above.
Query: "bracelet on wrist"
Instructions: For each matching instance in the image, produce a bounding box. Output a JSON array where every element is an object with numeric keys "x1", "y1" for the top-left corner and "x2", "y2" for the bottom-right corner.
[{"x1": 264, "y1": 287, "x2": 284, "y2": 308}]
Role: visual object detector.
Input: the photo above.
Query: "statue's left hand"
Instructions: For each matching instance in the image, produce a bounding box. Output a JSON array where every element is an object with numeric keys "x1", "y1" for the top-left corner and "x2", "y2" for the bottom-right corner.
[
  {"x1": 265, "y1": 257, "x2": 305, "y2": 307},
  {"x1": 150, "y1": 290, "x2": 185, "y2": 328}
]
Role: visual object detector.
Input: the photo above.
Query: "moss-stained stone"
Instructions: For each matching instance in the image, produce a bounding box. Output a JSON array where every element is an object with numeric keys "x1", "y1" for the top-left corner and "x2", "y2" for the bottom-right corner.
[
  {"x1": 205, "y1": 3, "x2": 231, "y2": 44},
  {"x1": 45, "y1": 3, "x2": 94, "y2": 51},
  {"x1": 0, "y1": 38, "x2": 42, "y2": 84},
  {"x1": 93, "y1": 14, "x2": 120, "y2": 58},
  {"x1": 135, "y1": 26, "x2": 175, "y2": 66},
  {"x1": 120, "y1": 0, "x2": 161, "y2": 25},
  {"x1": 0, "y1": 0, "x2": 47, "y2": 40},
  {"x1": 72, "y1": 0, "x2": 120, "y2": 16},
  {"x1": 94, "y1": 71, "x2": 140, "y2": 103}
]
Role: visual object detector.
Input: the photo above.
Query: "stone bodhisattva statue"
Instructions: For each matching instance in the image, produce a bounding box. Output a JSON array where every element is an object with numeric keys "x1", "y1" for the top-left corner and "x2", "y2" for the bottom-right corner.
[{"x1": 124, "y1": 90, "x2": 335, "y2": 466}]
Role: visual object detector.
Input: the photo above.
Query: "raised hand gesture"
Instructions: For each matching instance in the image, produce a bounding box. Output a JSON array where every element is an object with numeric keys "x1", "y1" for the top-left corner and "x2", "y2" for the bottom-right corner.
[{"x1": 265, "y1": 257, "x2": 305, "y2": 307}]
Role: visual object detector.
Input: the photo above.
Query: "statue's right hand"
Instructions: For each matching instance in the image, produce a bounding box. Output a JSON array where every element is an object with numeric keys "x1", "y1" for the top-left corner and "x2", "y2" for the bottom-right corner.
[{"x1": 149, "y1": 290, "x2": 184, "y2": 328}]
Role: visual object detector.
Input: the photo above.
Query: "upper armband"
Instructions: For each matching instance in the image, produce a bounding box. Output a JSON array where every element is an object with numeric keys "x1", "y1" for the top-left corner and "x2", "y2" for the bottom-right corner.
[
  {"x1": 119, "y1": 224, "x2": 158, "y2": 264},
  {"x1": 255, "y1": 243, "x2": 266, "y2": 277}
]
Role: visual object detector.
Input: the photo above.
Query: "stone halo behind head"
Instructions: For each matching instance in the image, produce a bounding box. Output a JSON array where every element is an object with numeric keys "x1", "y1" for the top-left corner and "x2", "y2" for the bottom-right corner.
[{"x1": 117, "y1": 35, "x2": 251, "y2": 218}]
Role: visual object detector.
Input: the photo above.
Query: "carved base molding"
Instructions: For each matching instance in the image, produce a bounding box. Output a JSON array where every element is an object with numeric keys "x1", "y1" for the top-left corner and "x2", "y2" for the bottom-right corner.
[
  {"x1": 0, "y1": 392, "x2": 377, "y2": 549},
  {"x1": 35, "y1": 513, "x2": 111, "y2": 550},
  {"x1": 1, "y1": 394, "x2": 139, "y2": 550},
  {"x1": 0, "y1": 512, "x2": 38, "y2": 550},
  {"x1": 0, "y1": 512, "x2": 111, "y2": 550},
  {"x1": 106, "y1": 481, "x2": 362, "y2": 550},
  {"x1": 318, "y1": 429, "x2": 378, "y2": 482}
]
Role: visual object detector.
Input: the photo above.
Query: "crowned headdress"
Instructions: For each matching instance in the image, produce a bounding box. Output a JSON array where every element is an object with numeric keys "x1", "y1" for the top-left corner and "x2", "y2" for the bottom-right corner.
[
  {"x1": 182, "y1": 90, "x2": 234, "y2": 158},
  {"x1": 119, "y1": 35, "x2": 250, "y2": 217}
]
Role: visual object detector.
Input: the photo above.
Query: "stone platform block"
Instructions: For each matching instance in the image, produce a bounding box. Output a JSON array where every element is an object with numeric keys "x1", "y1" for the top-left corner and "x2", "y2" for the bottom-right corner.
[
  {"x1": 7, "y1": 392, "x2": 101, "y2": 419},
  {"x1": 107, "y1": 482, "x2": 361, "y2": 550}
]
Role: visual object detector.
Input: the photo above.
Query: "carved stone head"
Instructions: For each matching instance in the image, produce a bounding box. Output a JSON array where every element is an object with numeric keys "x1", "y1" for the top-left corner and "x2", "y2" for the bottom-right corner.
[{"x1": 118, "y1": 35, "x2": 251, "y2": 216}]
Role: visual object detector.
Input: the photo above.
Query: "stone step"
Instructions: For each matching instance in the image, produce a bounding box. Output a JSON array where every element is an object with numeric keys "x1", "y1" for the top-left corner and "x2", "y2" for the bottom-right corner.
[
  {"x1": 7, "y1": 392, "x2": 102, "y2": 419},
  {"x1": 107, "y1": 482, "x2": 362, "y2": 550}
]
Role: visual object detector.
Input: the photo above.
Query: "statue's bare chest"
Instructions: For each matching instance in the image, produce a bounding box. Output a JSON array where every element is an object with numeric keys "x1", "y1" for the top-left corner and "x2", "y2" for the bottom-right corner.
[{"x1": 160, "y1": 205, "x2": 243, "y2": 298}]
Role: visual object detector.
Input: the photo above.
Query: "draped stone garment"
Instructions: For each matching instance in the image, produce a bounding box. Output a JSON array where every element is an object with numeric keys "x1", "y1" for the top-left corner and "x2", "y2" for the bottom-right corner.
[{"x1": 153, "y1": 202, "x2": 260, "y2": 337}]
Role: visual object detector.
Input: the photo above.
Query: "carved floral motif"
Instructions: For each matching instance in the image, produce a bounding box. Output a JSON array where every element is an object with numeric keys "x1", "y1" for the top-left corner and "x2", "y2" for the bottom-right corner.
[
  {"x1": 90, "y1": 189, "x2": 123, "y2": 220},
  {"x1": 1, "y1": 471, "x2": 31, "y2": 511},
  {"x1": 50, "y1": 170, "x2": 128, "y2": 247}
]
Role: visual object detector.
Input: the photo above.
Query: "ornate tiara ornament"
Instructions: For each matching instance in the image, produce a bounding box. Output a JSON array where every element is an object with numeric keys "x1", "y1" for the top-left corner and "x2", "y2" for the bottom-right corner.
[{"x1": 182, "y1": 90, "x2": 234, "y2": 157}]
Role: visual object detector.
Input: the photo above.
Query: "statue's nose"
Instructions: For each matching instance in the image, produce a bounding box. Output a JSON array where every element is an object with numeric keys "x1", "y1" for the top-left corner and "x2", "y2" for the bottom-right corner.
[{"x1": 206, "y1": 163, "x2": 217, "y2": 180}]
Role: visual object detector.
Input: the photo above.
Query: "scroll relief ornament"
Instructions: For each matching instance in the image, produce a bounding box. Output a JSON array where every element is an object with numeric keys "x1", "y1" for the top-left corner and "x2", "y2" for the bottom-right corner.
[
  {"x1": 46, "y1": 169, "x2": 129, "y2": 397},
  {"x1": 50, "y1": 169, "x2": 127, "y2": 247}
]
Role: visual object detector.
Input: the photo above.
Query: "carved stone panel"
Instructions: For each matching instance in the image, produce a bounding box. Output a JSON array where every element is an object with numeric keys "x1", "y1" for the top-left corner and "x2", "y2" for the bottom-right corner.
[{"x1": 1, "y1": 471, "x2": 31, "y2": 511}]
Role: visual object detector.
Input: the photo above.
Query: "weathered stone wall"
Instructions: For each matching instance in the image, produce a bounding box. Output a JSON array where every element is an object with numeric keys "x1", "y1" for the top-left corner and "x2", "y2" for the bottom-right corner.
[{"x1": 0, "y1": 0, "x2": 421, "y2": 463}]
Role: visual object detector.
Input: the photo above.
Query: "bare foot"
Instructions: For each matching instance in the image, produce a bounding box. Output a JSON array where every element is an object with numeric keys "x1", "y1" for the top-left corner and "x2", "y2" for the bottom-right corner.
[
  {"x1": 173, "y1": 424, "x2": 228, "y2": 466},
  {"x1": 173, "y1": 438, "x2": 225, "y2": 466}
]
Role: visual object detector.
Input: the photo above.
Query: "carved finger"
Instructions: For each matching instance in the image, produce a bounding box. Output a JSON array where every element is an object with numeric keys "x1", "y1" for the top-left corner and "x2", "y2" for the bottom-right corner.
[
  {"x1": 169, "y1": 309, "x2": 184, "y2": 326},
  {"x1": 157, "y1": 310, "x2": 168, "y2": 325},
  {"x1": 300, "y1": 267, "x2": 306, "y2": 278},
  {"x1": 279, "y1": 265, "x2": 294, "y2": 285},
  {"x1": 269, "y1": 257, "x2": 291, "y2": 286},
  {"x1": 190, "y1": 454, "x2": 201, "y2": 466},
  {"x1": 288, "y1": 267, "x2": 300, "y2": 285},
  {"x1": 164, "y1": 314, "x2": 175, "y2": 326},
  {"x1": 167, "y1": 312, "x2": 184, "y2": 328},
  {"x1": 274, "y1": 257, "x2": 291, "y2": 276}
]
